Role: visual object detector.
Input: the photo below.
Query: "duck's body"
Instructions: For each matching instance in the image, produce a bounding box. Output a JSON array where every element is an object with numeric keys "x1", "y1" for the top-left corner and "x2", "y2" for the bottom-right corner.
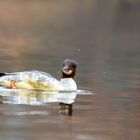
[{"x1": 0, "y1": 59, "x2": 77, "y2": 91}]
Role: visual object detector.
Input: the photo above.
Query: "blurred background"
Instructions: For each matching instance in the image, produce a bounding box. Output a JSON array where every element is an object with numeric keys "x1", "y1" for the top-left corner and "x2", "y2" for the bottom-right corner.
[
  {"x1": 0, "y1": 0, "x2": 140, "y2": 140},
  {"x1": 0, "y1": 0, "x2": 140, "y2": 91}
]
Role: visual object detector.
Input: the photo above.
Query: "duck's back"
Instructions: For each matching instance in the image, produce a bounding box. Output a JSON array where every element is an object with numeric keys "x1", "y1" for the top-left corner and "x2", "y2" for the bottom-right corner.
[{"x1": 20, "y1": 70, "x2": 60, "y2": 90}]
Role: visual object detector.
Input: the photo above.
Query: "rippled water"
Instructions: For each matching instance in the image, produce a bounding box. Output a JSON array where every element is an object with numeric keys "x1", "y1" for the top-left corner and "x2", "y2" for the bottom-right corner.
[{"x1": 0, "y1": 0, "x2": 140, "y2": 140}]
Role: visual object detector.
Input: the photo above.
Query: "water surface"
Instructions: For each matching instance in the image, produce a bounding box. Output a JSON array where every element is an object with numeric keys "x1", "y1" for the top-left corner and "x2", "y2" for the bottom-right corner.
[{"x1": 0, "y1": 0, "x2": 140, "y2": 140}]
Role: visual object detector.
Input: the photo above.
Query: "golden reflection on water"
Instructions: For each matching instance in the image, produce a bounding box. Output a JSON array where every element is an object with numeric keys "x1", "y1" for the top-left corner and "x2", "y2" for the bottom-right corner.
[
  {"x1": 0, "y1": 35, "x2": 41, "y2": 57},
  {"x1": 0, "y1": 88, "x2": 77, "y2": 105}
]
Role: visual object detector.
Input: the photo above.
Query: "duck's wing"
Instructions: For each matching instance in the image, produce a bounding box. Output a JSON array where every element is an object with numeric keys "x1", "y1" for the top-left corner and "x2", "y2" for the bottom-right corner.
[{"x1": 0, "y1": 70, "x2": 60, "y2": 90}]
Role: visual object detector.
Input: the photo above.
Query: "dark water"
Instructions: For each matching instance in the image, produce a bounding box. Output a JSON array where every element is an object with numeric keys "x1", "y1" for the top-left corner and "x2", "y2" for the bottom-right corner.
[{"x1": 0, "y1": 0, "x2": 140, "y2": 140}]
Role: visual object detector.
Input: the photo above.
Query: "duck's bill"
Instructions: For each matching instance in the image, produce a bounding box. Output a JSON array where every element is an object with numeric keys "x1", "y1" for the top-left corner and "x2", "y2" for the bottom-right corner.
[{"x1": 62, "y1": 69, "x2": 73, "y2": 75}]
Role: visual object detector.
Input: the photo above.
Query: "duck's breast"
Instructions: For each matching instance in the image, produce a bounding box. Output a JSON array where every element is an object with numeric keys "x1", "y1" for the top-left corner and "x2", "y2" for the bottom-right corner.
[{"x1": 60, "y1": 78, "x2": 77, "y2": 91}]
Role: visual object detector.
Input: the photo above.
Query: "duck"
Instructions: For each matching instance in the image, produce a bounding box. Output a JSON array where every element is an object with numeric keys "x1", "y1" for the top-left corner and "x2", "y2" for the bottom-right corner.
[{"x1": 0, "y1": 59, "x2": 77, "y2": 91}]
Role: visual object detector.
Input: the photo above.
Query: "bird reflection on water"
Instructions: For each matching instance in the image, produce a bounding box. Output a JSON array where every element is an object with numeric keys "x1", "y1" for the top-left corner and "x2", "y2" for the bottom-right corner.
[{"x1": 0, "y1": 88, "x2": 92, "y2": 116}]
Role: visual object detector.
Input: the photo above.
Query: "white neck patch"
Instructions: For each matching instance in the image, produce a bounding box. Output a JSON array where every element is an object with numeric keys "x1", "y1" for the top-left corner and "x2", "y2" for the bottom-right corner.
[{"x1": 60, "y1": 78, "x2": 77, "y2": 91}]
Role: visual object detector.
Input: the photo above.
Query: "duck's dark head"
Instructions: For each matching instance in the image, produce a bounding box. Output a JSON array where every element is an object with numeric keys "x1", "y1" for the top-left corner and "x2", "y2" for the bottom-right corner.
[{"x1": 61, "y1": 59, "x2": 77, "y2": 79}]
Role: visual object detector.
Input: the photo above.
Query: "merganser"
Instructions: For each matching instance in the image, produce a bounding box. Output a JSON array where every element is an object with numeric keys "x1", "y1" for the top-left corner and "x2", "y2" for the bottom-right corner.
[{"x1": 0, "y1": 59, "x2": 77, "y2": 91}]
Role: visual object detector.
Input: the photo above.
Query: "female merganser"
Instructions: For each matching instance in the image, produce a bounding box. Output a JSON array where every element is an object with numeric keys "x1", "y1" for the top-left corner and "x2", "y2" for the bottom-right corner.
[{"x1": 0, "y1": 59, "x2": 77, "y2": 91}]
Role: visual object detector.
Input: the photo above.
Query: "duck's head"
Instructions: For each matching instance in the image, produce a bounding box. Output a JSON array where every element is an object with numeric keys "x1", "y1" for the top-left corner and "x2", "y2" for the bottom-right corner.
[{"x1": 61, "y1": 59, "x2": 77, "y2": 79}]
